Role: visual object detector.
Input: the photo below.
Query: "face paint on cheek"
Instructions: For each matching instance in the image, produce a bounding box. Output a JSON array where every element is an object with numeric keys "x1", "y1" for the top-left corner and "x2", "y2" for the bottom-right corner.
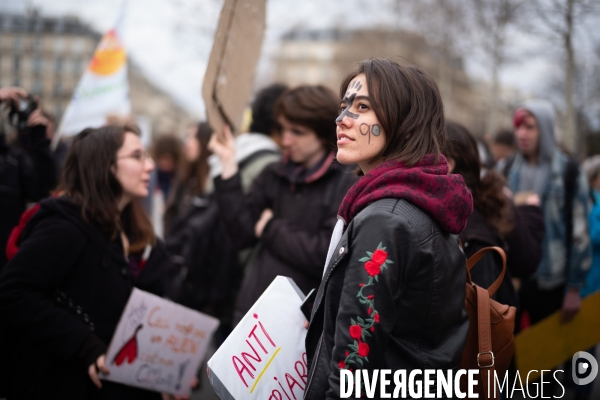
[
  {"x1": 359, "y1": 124, "x2": 370, "y2": 136},
  {"x1": 359, "y1": 123, "x2": 372, "y2": 144},
  {"x1": 372, "y1": 125, "x2": 381, "y2": 136},
  {"x1": 336, "y1": 93, "x2": 359, "y2": 123}
]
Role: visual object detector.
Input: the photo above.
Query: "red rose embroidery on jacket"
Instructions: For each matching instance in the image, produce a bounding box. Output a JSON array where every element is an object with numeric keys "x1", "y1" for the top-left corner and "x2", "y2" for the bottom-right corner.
[
  {"x1": 371, "y1": 249, "x2": 388, "y2": 265},
  {"x1": 349, "y1": 325, "x2": 362, "y2": 340},
  {"x1": 364, "y1": 261, "x2": 381, "y2": 276},
  {"x1": 338, "y1": 242, "x2": 393, "y2": 371}
]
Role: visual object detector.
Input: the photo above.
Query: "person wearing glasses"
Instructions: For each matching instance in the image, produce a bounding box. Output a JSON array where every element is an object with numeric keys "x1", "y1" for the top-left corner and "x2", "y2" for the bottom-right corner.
[{"x1": 0, "y1": 125, "x2": 179, "y2": 399}]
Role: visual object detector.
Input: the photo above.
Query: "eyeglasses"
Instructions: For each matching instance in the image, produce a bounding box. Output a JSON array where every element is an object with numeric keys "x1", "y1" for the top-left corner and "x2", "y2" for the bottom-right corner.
[{"x1": 117, "y1": 150, "x2": 152, "y2": 163}]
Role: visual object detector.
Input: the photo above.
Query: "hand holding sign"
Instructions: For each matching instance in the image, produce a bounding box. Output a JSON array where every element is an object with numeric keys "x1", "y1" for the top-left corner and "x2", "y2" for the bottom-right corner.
[{"x1": 88, "y1": 355, "x2": 110, "y2": 389}]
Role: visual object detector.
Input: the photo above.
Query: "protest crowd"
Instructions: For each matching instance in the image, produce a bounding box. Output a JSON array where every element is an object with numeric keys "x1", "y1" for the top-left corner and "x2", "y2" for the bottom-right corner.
[{"x1": 0, "y1": 6, "x2": 600, "y2": 400}]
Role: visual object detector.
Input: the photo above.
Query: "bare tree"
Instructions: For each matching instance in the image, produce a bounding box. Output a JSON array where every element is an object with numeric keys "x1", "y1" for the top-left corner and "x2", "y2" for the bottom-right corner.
[
  {"x1": 392, "y1": 0, "x2": 472, "y2": 119},
  {"x1": 529, "y1": 0, "x2": 599, "y2": 155},
  {"x1": 471, "y1": 0, "x2": 525, "y2": 137}
]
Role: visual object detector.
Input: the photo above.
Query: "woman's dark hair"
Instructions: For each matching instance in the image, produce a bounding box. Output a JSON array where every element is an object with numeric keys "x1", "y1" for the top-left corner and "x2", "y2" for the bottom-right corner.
[
  {"x1": 445, "y1": 121, "x2": 514, "y2": 237},
  {"x1": 339, "y1": 58, "x2": 445, "y2": 167},
  {"x1": 180, "y1": 122, "x2": 213, "y2": 196},
  {"x1": 59, "y1": 124, "x2": 155, "y2": 252},
  {"x1": 273, "y1": 85, "x2": 339, "y2": 148},
  {"x1": 250, "y1": 83, "x2": 289, "y2": 136}
]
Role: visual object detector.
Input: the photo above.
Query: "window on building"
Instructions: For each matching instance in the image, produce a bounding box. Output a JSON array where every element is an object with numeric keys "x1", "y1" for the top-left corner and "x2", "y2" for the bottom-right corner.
[
  {"x1": 54, "y1": 38, "x2": 65, "y2": 53},
  {"x1": 73, "y1": 59, "x2": 84, "y2": 75},
  {"x1": 33, "y1": 36, "x2": 42, "y2": 52},
  {"x1": 72, "y1": 38, "x2": 86, "y2": 54},
  {"x1": 13, "y1": 36, "x2": 22, "y2": 52},
  {"x1": 32, "y1": 57, "x2": 43, "y2": 73},
  {"x1": 32, "y1": 79, "x2": 43, "y2": 95},
  {"x1": 55, "y1": 58, "x2": 63, "y2": 73},
  {"x1": 14, "y1": 56, "x2": 20, "y2": 71},
  {"x1": 54, "y1": 81, "x2": 63, "y2": 96}
]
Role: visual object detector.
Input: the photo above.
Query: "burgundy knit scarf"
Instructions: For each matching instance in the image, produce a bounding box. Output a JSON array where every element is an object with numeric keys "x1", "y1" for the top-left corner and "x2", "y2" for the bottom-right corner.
[{"x1": 338, "y1": 154, "x2": 473, "y2": 234}]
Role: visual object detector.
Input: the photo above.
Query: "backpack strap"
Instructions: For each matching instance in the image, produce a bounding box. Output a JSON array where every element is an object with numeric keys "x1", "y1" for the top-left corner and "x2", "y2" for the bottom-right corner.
[
  {"x1": 5, "y1": 202, "x2": 42, "y2": 261},
  {"x1": 466, "y1": 246, "x2": 507, "y2": 297},
  {"x1": 564, "y1": 158, "x2": 579, "y2": 269},
  {"x1": 476, "y1": 285, "x2": 497, "y2": 399},
  {"x1": 467, "y1": 246, "x2": 507, "y2": 399}
]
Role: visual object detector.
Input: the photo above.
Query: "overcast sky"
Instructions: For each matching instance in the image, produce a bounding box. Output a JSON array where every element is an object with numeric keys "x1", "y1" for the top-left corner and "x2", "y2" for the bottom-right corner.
[{"x1": 2, "y1": 0, "x2": 599, "y2": 120}]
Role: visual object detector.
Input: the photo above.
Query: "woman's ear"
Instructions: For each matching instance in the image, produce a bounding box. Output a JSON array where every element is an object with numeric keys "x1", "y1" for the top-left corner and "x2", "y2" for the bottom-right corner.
[{"x1": 447, "y1": 158, "x2": 456, "y2": 174}]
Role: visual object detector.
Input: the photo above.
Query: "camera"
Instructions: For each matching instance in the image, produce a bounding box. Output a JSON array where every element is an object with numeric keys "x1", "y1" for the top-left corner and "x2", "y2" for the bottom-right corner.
[{"x1": 9, "y1": 94, "x2": 38, "y2": 132}]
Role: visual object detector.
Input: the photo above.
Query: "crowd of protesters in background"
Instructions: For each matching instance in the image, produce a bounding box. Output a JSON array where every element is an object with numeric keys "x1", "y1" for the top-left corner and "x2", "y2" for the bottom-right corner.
[{"x1": 0, "y1": 53, "x2": 599, "y2": 399}]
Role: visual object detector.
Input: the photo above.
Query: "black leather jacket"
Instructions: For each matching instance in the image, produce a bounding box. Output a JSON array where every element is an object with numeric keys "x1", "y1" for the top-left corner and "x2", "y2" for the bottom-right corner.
[{"x1": 304, "y1": 199, "x2": 469, "y2": 399}]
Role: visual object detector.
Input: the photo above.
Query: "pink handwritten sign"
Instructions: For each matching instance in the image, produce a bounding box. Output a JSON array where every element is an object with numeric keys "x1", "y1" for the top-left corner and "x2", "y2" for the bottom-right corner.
[
  {"x1": 102, "y1": 288, "x2": 219, "y2": 395},
  {"x1": 208, "y1": 276, "x2": 308, "y2": 399}
]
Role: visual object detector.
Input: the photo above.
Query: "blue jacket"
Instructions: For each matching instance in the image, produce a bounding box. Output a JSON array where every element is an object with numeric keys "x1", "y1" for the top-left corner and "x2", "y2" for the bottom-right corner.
[{"x1": 581, "y1": 190, "x2": 600, "y2": 297}]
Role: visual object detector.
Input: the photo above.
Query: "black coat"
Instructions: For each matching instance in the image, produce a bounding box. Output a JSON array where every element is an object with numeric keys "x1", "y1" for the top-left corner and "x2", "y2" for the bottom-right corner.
[
  {"x1": 214, "y1": 159, "x2": 357, "y2": 325},
  {"x1": 0, "y1": 197, "x2": 176, "y2": 400},
  {"x1": 304, "y1": 199, "x2": 469, "y2": 399},
  {"x1": 459, "y1": 204, "x2": 544, "y2": 308},
  {"x1": 164, "y1": 191, "x2": 239, "y2": 319}
]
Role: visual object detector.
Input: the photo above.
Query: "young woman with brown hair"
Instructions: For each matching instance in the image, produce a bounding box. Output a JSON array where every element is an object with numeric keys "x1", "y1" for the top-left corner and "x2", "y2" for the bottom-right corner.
[
  {"x1": 303, "y1": 59, "x2": 473, "y2": 398},
  {"x1": 444, "y1": 121, "x2": 544, "y2": 309},
  {"x1": 0, "y1": 125, "x2": 177, "y2": 399}
]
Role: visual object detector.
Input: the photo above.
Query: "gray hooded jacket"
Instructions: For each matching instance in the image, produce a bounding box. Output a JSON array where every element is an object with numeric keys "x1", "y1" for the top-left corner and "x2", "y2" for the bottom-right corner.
[{"x1": 507, "y1": 100, "x2": 591, "y2": 289}]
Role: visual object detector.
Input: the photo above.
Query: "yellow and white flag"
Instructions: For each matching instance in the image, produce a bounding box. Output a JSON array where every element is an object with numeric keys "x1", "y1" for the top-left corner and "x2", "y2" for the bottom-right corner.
[{"x1": 56, "y1": 6, "x2": 130, "y2": 139}]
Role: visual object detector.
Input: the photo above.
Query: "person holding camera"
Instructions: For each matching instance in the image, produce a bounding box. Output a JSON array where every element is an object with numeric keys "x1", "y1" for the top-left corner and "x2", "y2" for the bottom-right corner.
[{"x1": 0, "y1": 86, "x2": 57, "y2": 270}]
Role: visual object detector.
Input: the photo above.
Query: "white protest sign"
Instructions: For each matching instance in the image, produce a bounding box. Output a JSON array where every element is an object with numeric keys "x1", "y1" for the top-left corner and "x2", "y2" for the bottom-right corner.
[
  {"x1": 208, "y1": 276, "x2": 308, "y2": 400},
  {"x1": 102, "y1": 288, "x2": 219, "y2": 395}
]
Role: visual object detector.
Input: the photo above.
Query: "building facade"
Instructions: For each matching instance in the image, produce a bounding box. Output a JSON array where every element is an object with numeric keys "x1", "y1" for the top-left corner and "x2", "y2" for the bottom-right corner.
[
  {"x1": 0, "y1": 11, "x2": 191, "y2": 137},
  {"x1": 271, "y1": 28, "x2": 516, "y2": 136}
]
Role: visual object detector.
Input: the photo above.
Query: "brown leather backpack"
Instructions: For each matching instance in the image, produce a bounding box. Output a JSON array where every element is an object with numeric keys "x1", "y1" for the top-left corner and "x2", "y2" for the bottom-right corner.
[{"x1": 460, "y1": 246, "x2": 516, "y2": 399}]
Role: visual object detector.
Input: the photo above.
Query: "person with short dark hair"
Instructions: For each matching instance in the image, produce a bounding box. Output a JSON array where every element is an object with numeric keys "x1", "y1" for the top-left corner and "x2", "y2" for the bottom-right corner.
[
  {"x1": 209, "y1": 84, "x2": 357, "y2": 325},
  {"x1": 249, "y1": 83, "x2": 289, "y2": 140},
  {"x1": 208, "y1": 83, "x2": 287, "y2": 193},
  {"x1": 304, "y1": 59, "x2": 473, "y2": 399},
  {"x1": 150, "y1": 133, "x2": 183, "y2": 200},
  {"x1": 492, "y1": 128, "x2": 517, "y2": 172},
  {"x1": 0, "y1": 125, "x2": 178, "y2": 399}
]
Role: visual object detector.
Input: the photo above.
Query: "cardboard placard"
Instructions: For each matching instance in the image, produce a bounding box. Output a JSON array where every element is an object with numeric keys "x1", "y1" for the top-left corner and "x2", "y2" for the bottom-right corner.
[
  {"x1": 201, "y1": 0, "x2": 267, "y2": 136},
  {"x1": 208, "y1": 276, "x2": 308, "y2": 400},
  {"x1": 516, "y1": 291, "x2": 600, "y2": 380},
  {"x1": 102, "y1": 288, "x2": 220, "y2": 395}
]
